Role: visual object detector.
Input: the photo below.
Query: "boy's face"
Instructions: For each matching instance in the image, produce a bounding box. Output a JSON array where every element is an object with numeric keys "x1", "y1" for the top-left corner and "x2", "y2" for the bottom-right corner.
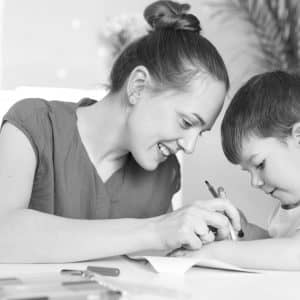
[{"x1": 240, "y1": 135, "x2": 300, "y2": 208}]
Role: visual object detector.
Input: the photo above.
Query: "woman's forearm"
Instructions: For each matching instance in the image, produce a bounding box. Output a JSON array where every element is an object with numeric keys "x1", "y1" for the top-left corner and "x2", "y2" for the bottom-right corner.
[
  {"x1": 0, "y1": 209, "x2": 157, "y2": 263},
  {"x1": 202, "y1": 238, "x2": 300, "y2": 270}
]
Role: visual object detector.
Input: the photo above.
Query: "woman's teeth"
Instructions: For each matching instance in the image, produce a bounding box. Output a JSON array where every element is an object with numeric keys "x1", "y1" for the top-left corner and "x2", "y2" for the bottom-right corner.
[{"x1": 158, "y1": 143, "x2": 171, "y2": 157}]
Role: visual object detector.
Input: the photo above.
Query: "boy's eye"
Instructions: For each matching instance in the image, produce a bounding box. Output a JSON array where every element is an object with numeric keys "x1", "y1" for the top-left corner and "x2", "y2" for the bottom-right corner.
[{"x1": 256, "y1": 161, "x2": 265, "y2": 170}]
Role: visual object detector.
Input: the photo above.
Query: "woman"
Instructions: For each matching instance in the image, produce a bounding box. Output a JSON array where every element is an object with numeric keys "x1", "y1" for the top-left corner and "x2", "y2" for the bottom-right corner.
[{"x1": 0, "y1": 0, "x2": 241, "y2": 262}]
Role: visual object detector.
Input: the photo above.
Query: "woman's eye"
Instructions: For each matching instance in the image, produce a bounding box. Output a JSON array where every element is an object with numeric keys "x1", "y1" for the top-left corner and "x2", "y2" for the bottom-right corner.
[
  {"x1": 181, "y1": 119, "x2": 193, "y2": 129},
  {"x1": 256, "y1": 161, "x2": 265, "y2": 170}
]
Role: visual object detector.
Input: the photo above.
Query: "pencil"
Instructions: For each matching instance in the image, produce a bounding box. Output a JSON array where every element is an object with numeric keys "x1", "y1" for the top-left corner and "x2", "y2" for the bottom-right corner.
[
  {"x1": 87, "y1": 265, "x2": 120, "y2": 277},
  {"x1": 204, "y1": 180, "x2": 237, "y2": 241},
  {"x1": 204, "y1": 180, "x2": 218, "y2": 198}
]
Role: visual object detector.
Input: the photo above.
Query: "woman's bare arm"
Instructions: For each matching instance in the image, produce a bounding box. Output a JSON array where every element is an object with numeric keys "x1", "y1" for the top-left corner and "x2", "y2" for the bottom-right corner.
[
  {"x1": 0, "y1": 123, "x2": 242, "y2": 263},
  {"x1": 0, "y1": 123, "x2": 155, "y2": 262},
  {"x1": 0, "y1": 208, "x2": 157, "y2": 263}
]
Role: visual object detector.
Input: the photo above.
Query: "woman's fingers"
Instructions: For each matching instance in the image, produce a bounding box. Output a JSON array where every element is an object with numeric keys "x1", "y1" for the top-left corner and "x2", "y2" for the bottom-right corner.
[
  {"x1": 196, "y1": 209, "x2": 231, "y2": 240},
  {"x1": 155, "y1": 200, "x2": 241, "y2": 252},
  {"x1": 180, "y1": 229, "x2": 203, "y2": 250},
  {"x1": 169, "y1": 248, "x2": 201, "y2": 258},
  {"x1": 177, "y1": 207, "x2": 226, "y2": 247},
  {"x1": 194, "y1": 199, "x2": 241, "y2": 232},
  {"x1": 179, "y1": 216, "x2": 214, "y2": 249},
  {"x1": 168, "y1": 248, "x2": 187, "y2": 257},
  {"x1": 194, "y1": 219, "x2": 215, "y2": 244}
]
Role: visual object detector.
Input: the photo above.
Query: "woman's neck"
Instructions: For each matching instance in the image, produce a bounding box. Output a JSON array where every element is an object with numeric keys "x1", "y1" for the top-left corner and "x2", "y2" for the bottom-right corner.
[{"x1": 76, "y1": 92, "x2": 129, "y2": 166}]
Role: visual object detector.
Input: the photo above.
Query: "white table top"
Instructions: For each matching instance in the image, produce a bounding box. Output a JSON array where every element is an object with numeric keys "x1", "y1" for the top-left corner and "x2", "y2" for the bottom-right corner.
[{"x1": 0, "y1": 256, "x2": 300, "y2": 300}]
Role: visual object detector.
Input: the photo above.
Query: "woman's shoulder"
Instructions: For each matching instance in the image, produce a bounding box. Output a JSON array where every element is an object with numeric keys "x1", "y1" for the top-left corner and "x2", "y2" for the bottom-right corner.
[
  {"x1": 5, "y1": 98, "x2": 50, "y2": 118},
  {"x1": 6, "y1": 98, "x2": 77, "y2": 116},
  {"x1": 3, "y1": 98, "x2": 79, "y2": 129},
  {"x1": 2, "y1": 98, "x2": 78, "y2": 152}
]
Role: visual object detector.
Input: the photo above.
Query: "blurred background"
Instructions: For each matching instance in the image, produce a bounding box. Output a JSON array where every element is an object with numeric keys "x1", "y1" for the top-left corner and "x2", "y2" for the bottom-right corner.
[{"x1": 1, "y1": 0, "x2": 299, "y2": 228}]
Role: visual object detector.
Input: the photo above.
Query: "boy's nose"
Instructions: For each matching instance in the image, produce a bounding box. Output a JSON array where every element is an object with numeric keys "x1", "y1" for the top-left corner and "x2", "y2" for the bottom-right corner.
[
  {"x1": 250, "y1": 173, "x2": 264, "y2": 189},
  {"x1": 178, "y1": 130, "x2": 199, "y2": 154}
]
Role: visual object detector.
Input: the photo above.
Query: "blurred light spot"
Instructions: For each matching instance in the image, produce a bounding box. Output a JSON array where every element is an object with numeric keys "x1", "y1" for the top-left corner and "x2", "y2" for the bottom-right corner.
[
  {"x1": 56, "y1": 68, "x2": 68, "y2": 80},
  {"x1": 71, "y1": 19, "x2": 81, "y2": 30},
  {"x1": 97, "y1": 47, "x2": 108, "y2": 58}
]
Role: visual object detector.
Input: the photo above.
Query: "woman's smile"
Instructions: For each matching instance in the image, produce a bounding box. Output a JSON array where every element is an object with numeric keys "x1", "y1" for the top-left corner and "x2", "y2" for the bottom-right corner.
[{"x1": 157, "y1": 142, "x2": 173, "y2": 161}]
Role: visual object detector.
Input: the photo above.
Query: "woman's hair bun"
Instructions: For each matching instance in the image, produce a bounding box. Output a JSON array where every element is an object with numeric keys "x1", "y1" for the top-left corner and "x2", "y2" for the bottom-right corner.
[{"x1": 144, "y1": 1, "x2": 201, "y2": 33}]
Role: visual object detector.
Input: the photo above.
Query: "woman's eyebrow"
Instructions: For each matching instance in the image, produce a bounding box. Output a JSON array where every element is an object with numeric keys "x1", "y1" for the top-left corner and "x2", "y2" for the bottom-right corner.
[
  {"x1": 192, "y1": 113, "x2": 206, "y2": 126},
  {"x1": 193, "y1": 113, "x2": 213, "y2": 131}
]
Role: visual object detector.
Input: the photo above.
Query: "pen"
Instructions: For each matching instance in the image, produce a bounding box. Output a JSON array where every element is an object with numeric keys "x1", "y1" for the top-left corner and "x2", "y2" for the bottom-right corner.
[
  {"x1": 60, "y1": 269, "x2": 94, "y2": 278},
  {"x1": 218, "y1": 186, "x2": 237, "y2": 240},
  {"x1": 87, "y1": 265, "x2": 120, "y2": 277},
  {"x1": 204, "y1": 180, "x2": 237, "y2": 240},
  {"x1": 204, "y1": 180, "x2": 219, "y2": 198},
  {"x1": 61, "y1": 265, "x2": 120, "y2": 278}
]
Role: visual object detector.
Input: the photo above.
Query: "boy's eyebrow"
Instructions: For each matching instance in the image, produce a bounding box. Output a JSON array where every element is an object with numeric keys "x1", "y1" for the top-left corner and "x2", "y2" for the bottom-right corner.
[
  {"x1": 241, "y1": 153, "x2": 259, "y2": 170},
  {"x1": 249, "y1": 153, "x2": 259, "y2": 162}
]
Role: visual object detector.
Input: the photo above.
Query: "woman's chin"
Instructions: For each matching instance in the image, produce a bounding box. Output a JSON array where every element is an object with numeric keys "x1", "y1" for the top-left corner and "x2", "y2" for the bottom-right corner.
[
  {"x1": 134, "y1": 155, "x2": 159, "y2": 171},
  {"x1": 132, "y1": 149, "x2": 167, "y2": 171},
  {"x1": 141, "y1": 161, "x2": 159, "y2": 171}
]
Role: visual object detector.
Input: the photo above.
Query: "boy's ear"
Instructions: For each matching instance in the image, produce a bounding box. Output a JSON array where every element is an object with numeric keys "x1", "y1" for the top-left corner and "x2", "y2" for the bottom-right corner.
[
  {"x1": 126, "y1": 66, "x2": 150, "y2": 105},
  {"x1": 291, "y1": 122, "x2": 300, "y2": 146}
]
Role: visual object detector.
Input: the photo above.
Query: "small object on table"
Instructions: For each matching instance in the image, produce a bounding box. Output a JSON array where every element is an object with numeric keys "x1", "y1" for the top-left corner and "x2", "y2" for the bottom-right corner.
[{"x1": 87, "y1": 266, "x2": 120, "y2": 277}]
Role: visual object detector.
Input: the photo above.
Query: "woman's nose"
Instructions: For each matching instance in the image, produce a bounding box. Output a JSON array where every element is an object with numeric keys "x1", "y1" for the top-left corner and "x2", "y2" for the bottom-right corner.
[
  {"x1": 250, "y1": 172, "x2": 264, "y2": 189},
  {"x1": 179, "y1": 130, "x2": 199, "y2": 154}
]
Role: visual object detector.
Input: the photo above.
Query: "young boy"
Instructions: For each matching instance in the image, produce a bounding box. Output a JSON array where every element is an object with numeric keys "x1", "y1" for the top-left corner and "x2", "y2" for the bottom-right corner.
[{"x1": 173, "y1": 71, "x2": 300, "y2": 270}]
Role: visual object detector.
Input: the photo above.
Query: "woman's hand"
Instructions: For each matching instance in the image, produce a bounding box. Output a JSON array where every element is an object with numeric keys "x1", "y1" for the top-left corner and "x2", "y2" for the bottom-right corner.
[
  {"x1": 152, "y1": 198, "x2": 241, "y2": 251},
  {"x1": 168, "y1": 247, "x2": 207, "y2": 259}
]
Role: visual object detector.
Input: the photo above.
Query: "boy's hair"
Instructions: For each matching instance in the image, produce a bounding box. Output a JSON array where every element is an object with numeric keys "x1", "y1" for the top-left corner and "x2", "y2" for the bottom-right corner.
[
  {"x1": 221, "y1": 70, "x2": 300, "y2": 164},
  {"x1": 109, "y1": 1, "x2": 229, "y2": 93}
]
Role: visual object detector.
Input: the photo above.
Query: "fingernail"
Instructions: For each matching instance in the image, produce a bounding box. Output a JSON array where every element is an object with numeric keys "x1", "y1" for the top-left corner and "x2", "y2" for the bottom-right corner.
[{"x1": 238, "y1": 230, "x2": 244, "y2": 238}]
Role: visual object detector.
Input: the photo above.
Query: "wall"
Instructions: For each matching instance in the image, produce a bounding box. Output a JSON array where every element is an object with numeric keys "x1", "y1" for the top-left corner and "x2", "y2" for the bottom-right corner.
[
  {"x1": 2, "y1": 0, "x2": 152, "y2": 89},
  {"x1": 1, "y1": 0, "x2": 277, "y2": 228},
  {"x1": 0, "y1": 0, "x2": 4, "y2": 88}
]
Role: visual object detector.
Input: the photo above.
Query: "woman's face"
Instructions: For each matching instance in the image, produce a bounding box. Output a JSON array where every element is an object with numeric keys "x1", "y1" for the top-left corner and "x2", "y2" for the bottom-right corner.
[{"x1": 126, "y1": 76, "x2": 226, "y2": 170}]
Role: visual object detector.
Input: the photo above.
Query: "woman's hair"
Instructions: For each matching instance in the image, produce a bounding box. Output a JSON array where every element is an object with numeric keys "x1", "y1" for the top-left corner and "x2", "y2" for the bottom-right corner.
[
  {"x1": 221, "y1": 70, "x2": 300, "y2": 164},
  {"x1": 109, "y1": 0, "x2": 229, "y2": 93}
]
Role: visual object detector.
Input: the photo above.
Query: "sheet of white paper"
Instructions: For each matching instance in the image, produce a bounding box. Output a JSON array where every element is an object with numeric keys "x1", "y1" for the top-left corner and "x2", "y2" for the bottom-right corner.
[{"x1": 127, "y1": 251, "x2": 259, "y2": 274}]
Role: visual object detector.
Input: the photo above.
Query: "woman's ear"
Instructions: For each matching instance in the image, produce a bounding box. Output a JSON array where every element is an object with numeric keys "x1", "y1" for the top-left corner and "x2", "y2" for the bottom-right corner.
[
  {"x1": 291, "y1": 122, "x2": 300, "y2": 146},
  {"x1": 126, "y1": 66, "x2": 150, "y2": 105}
]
